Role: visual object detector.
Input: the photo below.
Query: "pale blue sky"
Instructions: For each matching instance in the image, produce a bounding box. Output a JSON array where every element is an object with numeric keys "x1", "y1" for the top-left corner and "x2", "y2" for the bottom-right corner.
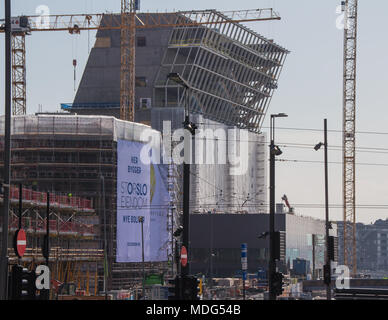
[{"x1": 1, "y1": 0, "x2": 388, "y2": 224}]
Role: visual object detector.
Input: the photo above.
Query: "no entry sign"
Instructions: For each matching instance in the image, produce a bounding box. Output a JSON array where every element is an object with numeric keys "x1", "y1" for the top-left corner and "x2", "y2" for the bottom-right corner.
[
  {"x1": 181, "y1": 246, "x2": 188, "y2": 267},
  {"x1": 14, "y1": 229, "x2": 27, "y2": 258}
]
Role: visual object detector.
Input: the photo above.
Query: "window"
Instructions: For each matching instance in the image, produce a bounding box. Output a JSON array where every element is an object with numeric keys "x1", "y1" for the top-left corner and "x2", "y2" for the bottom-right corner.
[
  {"x1": 137, "y1": 36, "x2": 146, "y2": 47},
  {"x1": 135, "y1": 77, "x2": 147, "y2": 87}
]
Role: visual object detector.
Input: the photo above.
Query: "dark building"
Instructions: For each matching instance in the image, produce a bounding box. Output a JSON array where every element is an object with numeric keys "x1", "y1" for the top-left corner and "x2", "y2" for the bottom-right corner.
[
  {"x1": 189, "y1": 212, "x2": 337, "y2": 279},
  {"x1": 337, "y1": 219, "x2": 388, "y2": 274}
]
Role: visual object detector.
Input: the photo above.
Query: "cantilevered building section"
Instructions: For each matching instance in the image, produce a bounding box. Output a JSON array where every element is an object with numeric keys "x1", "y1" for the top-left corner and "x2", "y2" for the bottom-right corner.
[
  {"x1": 65, "y1": 10, "x2": 288, "y2": 133},
  {"x1": 157, "y1": 10, "x2": 288, "y2": 133}
]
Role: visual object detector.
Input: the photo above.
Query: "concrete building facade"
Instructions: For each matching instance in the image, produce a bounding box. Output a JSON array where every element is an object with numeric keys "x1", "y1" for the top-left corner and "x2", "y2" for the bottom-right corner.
[
  {"x1": 337, "y1": 219, "x2": 388, "y2": 274},
  {"x1": 189, "y1": 212, "x2": 337, "y2": 278}
]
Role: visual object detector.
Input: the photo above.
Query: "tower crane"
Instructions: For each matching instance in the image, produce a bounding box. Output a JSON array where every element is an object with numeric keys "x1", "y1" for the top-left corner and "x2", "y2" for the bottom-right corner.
[
  {"x1": 0, "y1": 5, "x2": 281, "y2": 120},
  {"x1": 342, "y1": 0, "x2": 358, "y2": 276}
]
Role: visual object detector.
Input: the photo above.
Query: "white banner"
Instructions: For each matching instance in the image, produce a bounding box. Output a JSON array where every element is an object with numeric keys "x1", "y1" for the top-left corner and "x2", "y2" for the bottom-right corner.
[{"x1": 116, "y1": 140, "x2": 169, "y2": 262}]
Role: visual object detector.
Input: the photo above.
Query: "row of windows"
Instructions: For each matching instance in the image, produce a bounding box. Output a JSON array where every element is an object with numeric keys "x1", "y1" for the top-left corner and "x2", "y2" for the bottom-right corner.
[
  {"x1": 11, "y1": 140, "x2": 114, "y2": 149},
  {"x1": 12, "y1": 154, "x2": 114, "y2": 164}
]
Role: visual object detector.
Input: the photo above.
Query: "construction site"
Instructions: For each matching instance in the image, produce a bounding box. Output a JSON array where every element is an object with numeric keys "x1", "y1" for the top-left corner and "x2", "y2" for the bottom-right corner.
[{"x1": 1, "y1": 0, "x2": 386, "y2": 302}]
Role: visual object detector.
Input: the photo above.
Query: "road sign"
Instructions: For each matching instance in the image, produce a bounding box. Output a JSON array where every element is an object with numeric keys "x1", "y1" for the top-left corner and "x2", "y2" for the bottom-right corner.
[
  {"x1": 181, "y1": 246, "x2": 188, "y2": 267},
  {"x1": 14, "y1": 229, "x2": 27, "y2": 258},
  {"x1": 241, "y1": 243, "x2": 247, "y2": 271},
  {"x1": 242, "y1": 271, "x2": 247, "y2": 281}
]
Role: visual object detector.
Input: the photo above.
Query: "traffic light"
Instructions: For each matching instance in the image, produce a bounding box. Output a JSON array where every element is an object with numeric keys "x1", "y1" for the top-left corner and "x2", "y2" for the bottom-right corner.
[
  {"x1": 328, "y1": 236, "x2": 335, "y2": 261},
  {"x1": 273, "y1": 231, "x2": 286, "y2": 261},
  {"x1": 324, "y1": 264, "x2": 331, "y2": 285},
  {"x1": 271, "y1": 272, "x2": 284, "y2": 297},
  {"x1": 167, "y1": 276, "x2": 181, "y2": 300},
  {"x1": 181, "y1": 276, "x2": 200, "y2": 300},
  {"x1": 10, "y1": 265, "x2": 36, "y2": 300}
]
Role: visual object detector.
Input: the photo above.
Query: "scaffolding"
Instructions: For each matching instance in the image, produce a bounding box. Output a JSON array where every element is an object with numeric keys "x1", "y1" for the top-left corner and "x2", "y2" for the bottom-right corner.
[
  {"x1": 0, "y1": 115, "x2": 168, "y2": 292},
  {"x1": 3, "y1": 184, "x2": 102, "y2": 296}
]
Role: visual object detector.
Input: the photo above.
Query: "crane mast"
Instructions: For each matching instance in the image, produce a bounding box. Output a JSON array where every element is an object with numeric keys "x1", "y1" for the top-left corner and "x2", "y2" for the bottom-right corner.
[
  {"x1": 120, "y1": 0, "x2": 136, "y2": 121},
  {"x1": 342, "y1": 0, "x2": 358, "y2": 276},
  {"x1": 11, "y1": 34, "x2": 27, "y2": 115}
]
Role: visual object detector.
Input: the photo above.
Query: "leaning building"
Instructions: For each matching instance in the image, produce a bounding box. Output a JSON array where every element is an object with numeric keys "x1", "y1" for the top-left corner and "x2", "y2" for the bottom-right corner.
[{"x1": 63, "y1": 10, "x2": 289, "y2": 217}]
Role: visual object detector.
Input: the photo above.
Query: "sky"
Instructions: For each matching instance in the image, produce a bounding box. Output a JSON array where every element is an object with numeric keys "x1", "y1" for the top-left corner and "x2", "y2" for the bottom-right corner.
[{"x1": 0, "y1": 0, "x2": 388, "y2": 224}]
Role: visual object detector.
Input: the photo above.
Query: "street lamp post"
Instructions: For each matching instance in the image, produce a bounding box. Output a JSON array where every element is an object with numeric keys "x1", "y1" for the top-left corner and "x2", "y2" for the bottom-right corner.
[
  {"x1": 138, "y1": 216, "x2": 145, "y2": 299},
  {"x1": 0, "y1": 0, "x2": 12, "y2": 300},
  {"x1": 101, "y1": 175, "x2": 108, "y2": 300},
  {"x1": 167, "y1": 73, "x2": 197, "y2": 299},
  {"x1": 314, "y1": 119, "x2": 331, "y2": 300},
  {"x1": 269, "y1": 113, "x2": 288, "y2": 301},
  {"x1": 209, "y1": 210, "x2": 214, "y2": 293}
]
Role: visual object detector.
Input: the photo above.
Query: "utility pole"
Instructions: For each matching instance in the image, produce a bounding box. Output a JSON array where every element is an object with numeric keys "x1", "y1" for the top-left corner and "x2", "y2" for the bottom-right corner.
[
  {"x1": 324, "y1": 119, "x2": 331, "y2": 300},
  {"x1": 167, "y1": 73, "x2": 197, "y2": 299},
  {"x1": 170, "y1": 207, "x2": 174, "y2": 276},
  {"x1": 101, "y1": 176, "x2": 108, "y2": 300},
  {"x1": 18, "y1": 184, "x2": 22, "y2": 230},
  {"x1": 268, "y1": 113, "x2": 288, "y2": 300},
  {"x1": 182, "y1": 109, "x2": 192, "y2": 280},
  {"x1": 139, "y1": 216, "x2": 145, "y2": 300},
  {"x1": 312, "y1": 234, "x2": 316, "y2": 280},
  {"x1": 269, "y1": 117, "x2": 276, "y2": 301},
  {"x1": 0, "y1": 0, "x2": 12, "y2": 300},
  {"x1": 46, "y1": 192, "x2": 50, "y2": 267},
  {"x1": 314, "y1": 119, "x2": 331, "y2": 300},
  {"x1": 39, "y1": 191, "x2": 50, "y2": 300},
  {"x1": 209, "y1": 210, "x2": 213, "y2": 294}
]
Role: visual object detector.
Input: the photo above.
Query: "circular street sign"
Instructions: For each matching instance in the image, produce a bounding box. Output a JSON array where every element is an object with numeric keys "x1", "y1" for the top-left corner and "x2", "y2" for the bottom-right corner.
[
  {"x1": 181, "y1": 246, "x2": 188, "y2": 267},
  {"x1": 15, "y1": 229, "x2": 27, "y2": 258}
]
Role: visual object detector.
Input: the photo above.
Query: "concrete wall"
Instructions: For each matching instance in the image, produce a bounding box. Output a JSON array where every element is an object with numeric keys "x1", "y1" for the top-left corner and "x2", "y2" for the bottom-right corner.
[
  {"x1": 189, "y1": 214, "x2": 286, "y2": 277},
  {"x1": 189, "y1": 213, "x2": 330, "y2": 278},
  {"x1": 74, "y1": 14, "x2": 172, "y2": 113}
]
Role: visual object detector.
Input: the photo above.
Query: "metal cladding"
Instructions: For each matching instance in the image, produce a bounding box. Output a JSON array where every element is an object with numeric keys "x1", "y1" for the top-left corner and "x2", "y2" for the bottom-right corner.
[
  {"x1": 71, "y1": 10, "x2": 288, "y2": 133},
  {"x1": 156, "y1": 10, "x2": 289, "y2": 133}
]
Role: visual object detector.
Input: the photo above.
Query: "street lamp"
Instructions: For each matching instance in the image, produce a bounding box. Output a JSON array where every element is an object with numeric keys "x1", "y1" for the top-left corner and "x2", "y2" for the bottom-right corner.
[
  {"x1": 138, "y1": 216, "x2": 145, "y2": 300},
  {"x1": 0, "y1": 0, "x2": 12, "y2": 300},
  {"x1": 167, "y1": 73, "x2": 197, "y2": 299},
  {"x1": 314, "y1": 119, "x2": 332, "y2": 300},
  {"x1": 269, "y1": 113, "x2": 288, "y2": 301}
]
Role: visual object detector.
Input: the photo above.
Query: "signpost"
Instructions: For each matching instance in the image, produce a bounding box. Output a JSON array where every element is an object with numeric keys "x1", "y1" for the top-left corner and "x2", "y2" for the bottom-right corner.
[
  {"x1": 14, "y1": 229, "x2": 26, "y2": 258},
  {"x1": 181, "y1": 246, "x2": 188, "y2": 268},
  {"x1": 241, "y1": 243, "x2": 247, "y2": 300}
]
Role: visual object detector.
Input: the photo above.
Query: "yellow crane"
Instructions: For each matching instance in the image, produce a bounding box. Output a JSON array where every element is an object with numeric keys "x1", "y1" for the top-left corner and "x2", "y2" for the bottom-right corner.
[{"x1": 0, "y1": 4, "x2": 281, "y2": 120}]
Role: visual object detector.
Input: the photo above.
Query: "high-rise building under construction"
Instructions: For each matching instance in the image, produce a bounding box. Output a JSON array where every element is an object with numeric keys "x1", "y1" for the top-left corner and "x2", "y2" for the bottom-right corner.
[
  {"x1": 63, "y1": 10, "x2": 289, "y2": 215},
  {"x1": 0, "y1": 11, "x2": 288, "y2": 293}
]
